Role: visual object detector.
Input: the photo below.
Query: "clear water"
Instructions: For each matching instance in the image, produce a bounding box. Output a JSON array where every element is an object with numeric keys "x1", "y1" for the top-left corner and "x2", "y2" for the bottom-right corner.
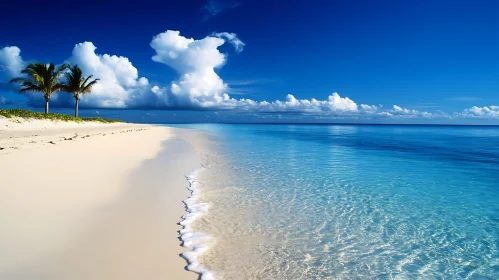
[{"x1": 174, "y1": 124, "x2": 499, "y2": 279}]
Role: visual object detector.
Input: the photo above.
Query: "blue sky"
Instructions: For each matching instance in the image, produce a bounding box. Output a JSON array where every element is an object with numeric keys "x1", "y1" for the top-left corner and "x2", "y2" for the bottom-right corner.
[{"x1": 0, "y1": 0, "x2": 498, "y2": 124}]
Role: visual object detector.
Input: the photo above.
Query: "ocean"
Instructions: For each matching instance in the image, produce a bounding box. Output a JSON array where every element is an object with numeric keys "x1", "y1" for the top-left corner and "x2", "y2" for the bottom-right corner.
[{"x1": 174, "y1": 124, "x2": 499, "y2": 279}]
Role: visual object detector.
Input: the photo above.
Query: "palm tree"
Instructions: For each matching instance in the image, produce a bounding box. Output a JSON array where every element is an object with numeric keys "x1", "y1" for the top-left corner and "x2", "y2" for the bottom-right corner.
[
  {"x1": 64, "y1": 65, "x2": 99, "y2": 117},
  {"x1": 9, "y1": 63, "x2": 68, "y2": 114}
]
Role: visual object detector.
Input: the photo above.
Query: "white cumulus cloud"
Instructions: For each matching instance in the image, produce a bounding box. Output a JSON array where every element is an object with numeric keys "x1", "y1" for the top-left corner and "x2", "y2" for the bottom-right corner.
[
  {"x1": 248, "y1": 93, "x2": 359, "y2": 113},
  {"x1": 460, "y1": 106, "x2": 499, "y2": 118},
  {"x1": 360, "y1": 104, "x2": 378, "y2": 112},
  {"x1": 0, "y1": 46, "x2": 27, "y2": 105},
  {"x1": 150, "y1": 30, "x2": 235, "y2": 109},
  {"x1": 393, "y1": 105, "x2": 418, "y2": 115},
  {"x1": 66, "y1": 42, "x2": 150, "y2": 108},
  {"x1": 384, "y1": 105, "x2": 433, "y2": 118},
  {"x1": 0, "y1": 46, "x2": 25, "y2": 80}
]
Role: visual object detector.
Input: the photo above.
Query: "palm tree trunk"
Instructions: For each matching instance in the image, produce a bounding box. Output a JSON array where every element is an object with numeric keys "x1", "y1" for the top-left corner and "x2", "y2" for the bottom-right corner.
[
  {"x1": 45, "y1": 98, "x2": 49, "y2": 114},
  {"x1": 75, "y1": 99, "x2": 79, "y2": 118}
]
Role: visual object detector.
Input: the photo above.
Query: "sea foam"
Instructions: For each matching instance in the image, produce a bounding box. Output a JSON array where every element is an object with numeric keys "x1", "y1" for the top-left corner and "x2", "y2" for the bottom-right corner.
[{"x1": 180, "y1": 168, "x2": 215, "y2": 280}]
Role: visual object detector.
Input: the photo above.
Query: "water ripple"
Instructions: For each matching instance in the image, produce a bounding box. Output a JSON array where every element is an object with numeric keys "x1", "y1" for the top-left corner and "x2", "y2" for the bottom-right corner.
[{"x1": 175, "y1": 124, "x2": 499, "y2": 279}]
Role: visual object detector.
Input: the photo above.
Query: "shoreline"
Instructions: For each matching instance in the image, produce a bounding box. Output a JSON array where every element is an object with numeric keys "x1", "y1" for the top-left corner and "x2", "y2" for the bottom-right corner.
[
  {"x1": 0, "y1": 118, "x2": 206, "y2": 279},
  {"x1": 181, "y1": 168, "x2": 215, "y2": 280}
]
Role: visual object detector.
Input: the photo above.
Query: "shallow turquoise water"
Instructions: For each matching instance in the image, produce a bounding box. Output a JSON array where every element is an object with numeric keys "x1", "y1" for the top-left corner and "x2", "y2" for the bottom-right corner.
[{"x1": 174, "y1": 124, "x2": 499, "y2": 279}]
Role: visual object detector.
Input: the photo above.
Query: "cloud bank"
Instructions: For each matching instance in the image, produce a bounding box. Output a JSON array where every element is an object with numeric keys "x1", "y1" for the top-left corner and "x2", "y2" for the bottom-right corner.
[
  {"x1": 147, "y1": 31, "x2": 379, "y2": 115},
  {"x1": 460, "y1": 106, "x2": 499, "y2": 118},
  {"x1": 0, "y1": 30, "x2": 498, "y2": 121}
]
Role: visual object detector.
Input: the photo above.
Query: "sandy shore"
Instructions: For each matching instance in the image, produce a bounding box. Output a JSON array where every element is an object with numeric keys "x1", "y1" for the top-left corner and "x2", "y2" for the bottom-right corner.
[{"x1": 0, "y1": 117, "x2": 200, "y2": 280}]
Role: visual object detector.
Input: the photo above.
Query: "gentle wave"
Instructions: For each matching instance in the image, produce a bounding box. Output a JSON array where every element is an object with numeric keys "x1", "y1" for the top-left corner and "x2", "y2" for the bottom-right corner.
[{"x1": 180, "y1": 168, "x2": 215, "y2": 280}]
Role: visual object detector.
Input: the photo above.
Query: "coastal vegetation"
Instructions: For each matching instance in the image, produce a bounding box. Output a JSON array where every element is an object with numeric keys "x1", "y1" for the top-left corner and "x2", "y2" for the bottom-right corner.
[
  {"x1": 9, "y1": 63, "x2": 68, "y2": 114},
  {"x1": 63, "y1": 65, "x2": 100, "y2": 117},
  {"x1": 0, "y1": 108, "x2": 121, "y2": 123},
  {"x1": 8, "y1": 63, "x2": 99, "y2": 117}
]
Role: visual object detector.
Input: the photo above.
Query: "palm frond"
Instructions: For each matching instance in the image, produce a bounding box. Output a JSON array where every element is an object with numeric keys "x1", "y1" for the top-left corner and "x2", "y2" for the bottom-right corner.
[
  {"x1": 9, "y1": 77, "x2": 28, "y2": 84},
  {"x1": 47, "y1": 63, "x2": 55, "y2": 75},
  {"x1": 55, "y1": 63, "x2": 69, "y2": 76},
  {"x1": 64, "y1": 65, "x2": 99, "y2": 98},
  {"x1": 81, "y1": 75, "x2": 93, "y2": 86},
  {"x1": 19, "y1": 80, "x2": 41, "y2": 89},
  {"x1": 80, "y1": 76, "x2": 100, "y2": 94},
  {"x1": 19, "y1": 85, "x2": 43, "y2": 93},
  {"x1": 52, "y1": 83, "x2": 67, "y2": 92},
  {"x1": 10, "y1": 62, "x2": 67, "y2": 98}
]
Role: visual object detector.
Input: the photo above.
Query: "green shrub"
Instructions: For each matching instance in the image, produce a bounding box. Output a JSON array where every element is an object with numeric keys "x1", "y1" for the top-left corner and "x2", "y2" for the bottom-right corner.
[{"x1": 0, "y1": 108, "x2": 121, "y2": 123}]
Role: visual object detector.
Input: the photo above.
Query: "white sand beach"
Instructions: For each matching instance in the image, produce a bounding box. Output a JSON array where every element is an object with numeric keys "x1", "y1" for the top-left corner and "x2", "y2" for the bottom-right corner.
[{"x1": 0, "y1": 117, "x2": 201, "y2": 280}]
